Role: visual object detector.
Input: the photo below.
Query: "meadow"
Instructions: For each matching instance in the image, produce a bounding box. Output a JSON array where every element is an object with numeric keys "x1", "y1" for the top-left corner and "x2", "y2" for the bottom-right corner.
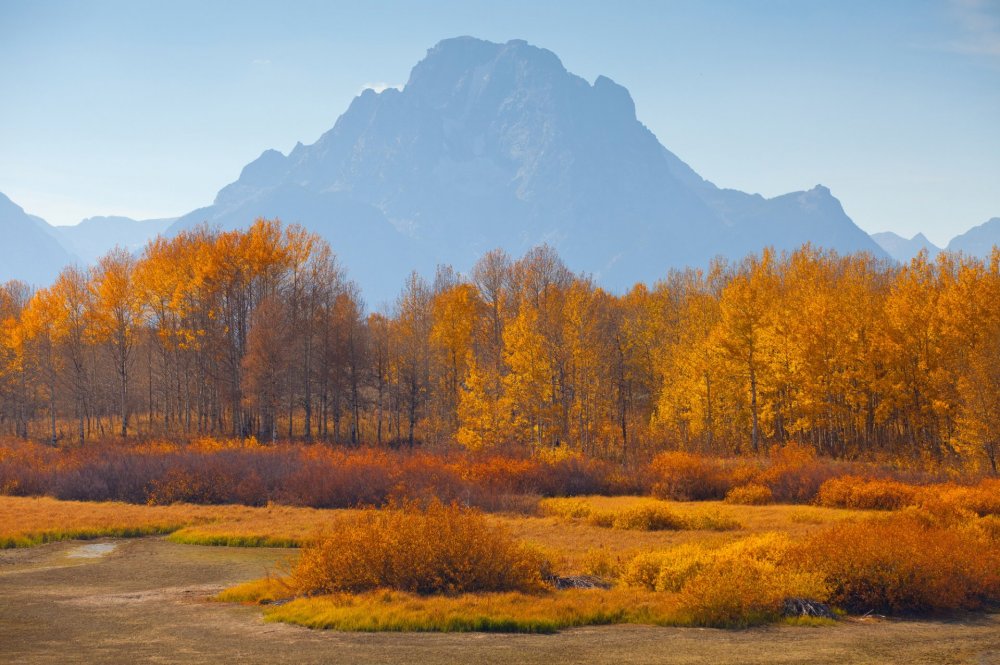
[{"x1": 3, "y1": 437, "x2": 997, "y2": 634}]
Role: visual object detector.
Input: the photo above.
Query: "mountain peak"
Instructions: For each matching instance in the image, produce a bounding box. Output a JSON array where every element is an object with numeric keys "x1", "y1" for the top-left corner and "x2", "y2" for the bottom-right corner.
[
  {"x1": 406, "y1": 37, "x2": 575, "y2": 106},
  {"x1": 163, "y1": 36, "x2": 889, "y2": 301},
  {"x1": 593, "y1": 75, "x2": 636, "y2": 121}
]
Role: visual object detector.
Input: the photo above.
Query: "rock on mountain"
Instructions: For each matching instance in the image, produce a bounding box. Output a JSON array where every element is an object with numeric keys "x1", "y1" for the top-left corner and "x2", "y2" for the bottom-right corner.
[
  {"x1": 53, "y1": 215, "x2": 175, "y2": 265},
  {"x1": 947, "y1": 218, "x2": 1000, "y2": 259},
  {"x1": 871, "y1": 231, "x2": 942, "y2": 263},
  {"x1": 152, "y1": 36, "x2": 884, "y2": 302},
  {"x1": 0, "y1": 192, "x2": 77, "y2": 286}
]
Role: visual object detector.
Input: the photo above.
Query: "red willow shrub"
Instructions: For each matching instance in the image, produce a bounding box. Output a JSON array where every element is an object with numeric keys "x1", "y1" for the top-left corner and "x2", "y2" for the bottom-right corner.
[
  {"x1": 0, "y1": 438, "x2": 635, "y2": 509},
  {"x1": 648, "y1": 452, "x2": 732, "y2": 500}
]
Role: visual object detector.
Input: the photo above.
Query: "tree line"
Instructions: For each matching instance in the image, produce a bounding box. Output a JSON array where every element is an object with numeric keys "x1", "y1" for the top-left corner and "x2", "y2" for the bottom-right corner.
[{"x1": 0, "y1": 219, "x2": 997, "y2": 471}]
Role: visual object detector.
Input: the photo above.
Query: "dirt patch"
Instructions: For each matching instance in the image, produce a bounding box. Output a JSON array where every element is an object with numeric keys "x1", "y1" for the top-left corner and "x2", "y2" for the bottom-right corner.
[{"x1": 0, "y1": 538, "x2": 998, "y2": 664}]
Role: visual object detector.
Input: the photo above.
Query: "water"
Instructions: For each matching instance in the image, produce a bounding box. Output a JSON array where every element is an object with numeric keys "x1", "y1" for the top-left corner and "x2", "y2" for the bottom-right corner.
[{"x1": 66, "y1": 543, "x2": 118, "y2": 558}]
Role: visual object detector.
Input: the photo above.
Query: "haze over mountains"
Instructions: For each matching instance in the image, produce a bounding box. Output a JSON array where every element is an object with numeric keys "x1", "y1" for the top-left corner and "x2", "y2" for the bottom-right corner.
[
  {"x1": 870, "y1": 232, "x2": 942, "y2": 263},
  {"x1": 2, "y1": 37, "x2": 997, "y2": 300}
]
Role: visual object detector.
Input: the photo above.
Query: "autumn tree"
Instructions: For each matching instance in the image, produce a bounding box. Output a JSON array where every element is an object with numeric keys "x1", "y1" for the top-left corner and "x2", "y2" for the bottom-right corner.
[{"x1": 88, "y1": 248, "x2": 144, "y2": 437}]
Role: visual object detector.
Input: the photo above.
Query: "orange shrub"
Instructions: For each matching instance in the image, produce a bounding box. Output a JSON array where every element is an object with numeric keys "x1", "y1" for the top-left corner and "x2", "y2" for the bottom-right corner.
[
  {"x1": 724, "y1": 483, "x2": 773, "y2": 505},
  {"x1": 793, "y1": 512, "x2": 1000, "y2": 614},
  {"x1": 290, "y1": 500, "x2": 551, "y2": 595},
  {"x1": 936, "y1": 480, "x2": 1000, "y2": 516},
  {"x1": 649, "y1": 452, "x2": 731, "y2": 501},
  {"x1": 756, "y1": 443, "x2": 838, "y2": 503},
  {"x1": 815, "y1": 476, "x2": 919, "y2": 511},
  {"x1": 676, "y1": 556, "x2": 823, "y2": 628}
]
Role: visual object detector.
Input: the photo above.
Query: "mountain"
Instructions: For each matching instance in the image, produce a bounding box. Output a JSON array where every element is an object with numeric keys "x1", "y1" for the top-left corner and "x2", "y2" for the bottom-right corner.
[
  {"x1": 947, "y1": 218, "x2": 1000, "y2": 259},
  {"x1": 53, "y1": 215, "x2": 175, "y2": 265},
  {"x1": 0, "y1": 192, "x2": 77, "y2": 286},
  {"x1": 167, "y1": 36, "x2": 888, "y2": 303},
  {"x1": 871, "y1": 231, "x2": 942, "y2": 263}
]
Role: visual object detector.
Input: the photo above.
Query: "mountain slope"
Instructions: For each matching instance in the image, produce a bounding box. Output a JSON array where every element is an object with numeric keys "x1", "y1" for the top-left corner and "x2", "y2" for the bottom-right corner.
[
  {"x1": 947, "y1": 218, "x2": 1000, "y2": 259},
  {"x1": 153, "y1": 36, "x2": 885, "y2": 301},
  {"x1": 53, "y1": 216, "x2": 175, "y2": 265},
  {"x1": 871, "y1": 231, "x2": 942, "y2": 263},
  {"x1": 0, "y1": 192, "x2": 77, "y2": 286}
]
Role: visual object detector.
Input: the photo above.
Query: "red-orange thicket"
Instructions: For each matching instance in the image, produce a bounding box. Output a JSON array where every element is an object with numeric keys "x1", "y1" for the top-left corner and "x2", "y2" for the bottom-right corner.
[
  {"x1": 649, "y1": 443, "x2": 860, "y2": 504},
  {"x1": 648, "y1": 452, "x2": 731, "y2": 501},
  {"x1": 816, "y1": 475, "x2": 1000, "y2": 515},
  {"x1": 0, "y1": 438, "x2": 621, "y2": 509},
  {"x1": 1, "y1": 437, "x2": 990, "y2": 510}
]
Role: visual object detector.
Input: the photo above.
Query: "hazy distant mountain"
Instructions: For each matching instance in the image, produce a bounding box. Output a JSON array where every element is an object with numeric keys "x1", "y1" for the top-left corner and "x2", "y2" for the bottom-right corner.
[
  {"x1": 0, "y1": 192, "x2": 77, "y2": 286},
  {"x1": 947, "y1": 218, "x2": 1000, "y2": 259},
  {"x1": 53, "y1": 215, "x2": 175, "y2": 265},
  {"x1": 168, "y1": 37, "x2": 888, "y2": 303},
  {"x1": 871, "y1": 231, "x2": 942, "y2": 263}
]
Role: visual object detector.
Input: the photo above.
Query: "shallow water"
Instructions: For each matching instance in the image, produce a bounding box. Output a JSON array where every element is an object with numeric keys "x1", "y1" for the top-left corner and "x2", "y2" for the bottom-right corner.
[{"x1": 66, "y1": 542, "x2": 117, "y2": 558}]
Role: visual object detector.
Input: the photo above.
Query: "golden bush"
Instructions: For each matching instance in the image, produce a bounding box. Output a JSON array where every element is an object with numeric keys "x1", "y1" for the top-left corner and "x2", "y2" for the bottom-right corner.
[
  {"x1": 793, "y1": 512, "x2": 1000, "y2": 614},
  {"x1": 606, "y1": 504, "x2": 686, "y2": 531},
  {"x1": 724, "y1": 483, "x2": 773, "y2": 505},
  {"x1": 290, "y1": 500, "x2": 551, "y2": 595}
]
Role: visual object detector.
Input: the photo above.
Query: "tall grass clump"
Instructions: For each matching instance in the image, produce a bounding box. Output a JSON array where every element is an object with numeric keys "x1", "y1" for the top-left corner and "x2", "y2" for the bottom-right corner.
[{"x1": 290, "y1": 500, "x2": 551, "y2": 595}]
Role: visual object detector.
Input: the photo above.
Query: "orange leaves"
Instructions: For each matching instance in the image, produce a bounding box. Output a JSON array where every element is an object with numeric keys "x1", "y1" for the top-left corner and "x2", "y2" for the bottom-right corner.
[
  {"x1": 794, "y1": 510, "x2": 1000, "y2": 614},
  {"x1": 290, "y1": 500, "x2": 551, "y2": 595}
]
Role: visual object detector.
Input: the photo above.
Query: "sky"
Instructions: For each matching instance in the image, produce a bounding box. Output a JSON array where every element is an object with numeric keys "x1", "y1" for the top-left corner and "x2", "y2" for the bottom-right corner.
[{"x1": 0, "y1": 0, "x2": 998, "y2": 247}]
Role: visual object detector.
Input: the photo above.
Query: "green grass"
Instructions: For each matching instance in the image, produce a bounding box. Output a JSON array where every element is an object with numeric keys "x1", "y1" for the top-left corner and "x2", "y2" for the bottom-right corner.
[
  {"x1": 167, "y1": 531, "x2": 301, "y2": 548},
  {"x1": 0, "y1": 524, "x2": 183, "y2": 549},
  {"x1": 259, "y1": 589, "x2": 679, "y2": 633}
]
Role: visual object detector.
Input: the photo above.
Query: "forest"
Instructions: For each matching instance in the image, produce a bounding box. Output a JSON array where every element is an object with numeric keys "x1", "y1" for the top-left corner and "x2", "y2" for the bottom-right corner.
[{"x1": 1, "y1": 218, "x2": 998, "y2": 473}]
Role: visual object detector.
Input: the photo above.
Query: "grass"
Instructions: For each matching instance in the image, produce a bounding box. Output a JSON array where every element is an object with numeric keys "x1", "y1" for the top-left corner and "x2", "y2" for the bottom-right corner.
[
  {"x1": 0, "y1": 496, "x2": 205, "y2": 548},
  {"x1": 539, "y1": 496, "x2": 741, "y2": 531},
  {"x1": 2, "y1": 495, "x2": 867, "y2": 557},
  {"x1": 254, "y1": 589, "x2": 686, "y2": 633},
  {"x1": 0, "y1": 496, "x2": 333, "y2": 549},
  {"x1": 8, "y1": 492, "x2": 997, "y2": 633},
  {"x1": 520, "y1": 496, "x2": 868, "y2": 573}
]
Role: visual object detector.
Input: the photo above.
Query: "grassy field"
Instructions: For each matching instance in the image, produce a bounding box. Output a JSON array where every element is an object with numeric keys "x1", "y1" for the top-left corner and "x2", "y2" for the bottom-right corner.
[
  {"x1": 0, "y1": 494, "x2": 871, "y2": 558},
  {"x1": 4, "y1": 537, "x2": 998, "y2": 665},
  {"x1": 4, "y1": 492, "x2": 997, "y2": 635}
]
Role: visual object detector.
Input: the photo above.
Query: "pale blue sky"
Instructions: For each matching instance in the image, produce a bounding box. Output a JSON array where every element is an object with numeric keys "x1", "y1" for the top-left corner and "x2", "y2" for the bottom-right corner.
[{"x1": 1, "y1": 0, "x2": 998, "y2": 246}]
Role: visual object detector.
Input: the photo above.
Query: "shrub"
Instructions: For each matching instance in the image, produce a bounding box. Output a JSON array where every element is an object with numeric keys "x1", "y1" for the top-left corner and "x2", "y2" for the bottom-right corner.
[
  {"x1": 676, "y1": 556, "x2": 824, "y2": 628},
  {"x1": 756, "y1": 443, "x2": 838, "y2": 503},
  {"x1": 538, "y1": 497, "x2": 593, "y2": 519},
  {"x1": 607, "y1": 504, "x2": 686, "y2": 531},
  {"x1": 793, "y1": 512, "x2": 1000, "y2": 614},
  {"x1": 936, "y1": 480, "x2": 1000, "y2": 517},
  {"x1": 290, "y1": 500, "x2": 551, "y2": 595},
  {"x1": 648, "y1": 452, "x2": 731, "y2": 501},
  {"x1": 620, "y1": 544, "x2": 705, "y2": 592},
  {"x1": 580, "y1": 547, "x2": 621, "y2": 580},
  {"x1": 620, "y1": 533, "x2": 797, "y2": 593},
  {"x1": 725, "y1": 483, "x2": 773, "y2": 505},
  {"x1": 815, "y1": 476, "x2": 918, "y2": 511},
  {"x1": 620, "y1": 534, "x2": 825, "y2": 627}
]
